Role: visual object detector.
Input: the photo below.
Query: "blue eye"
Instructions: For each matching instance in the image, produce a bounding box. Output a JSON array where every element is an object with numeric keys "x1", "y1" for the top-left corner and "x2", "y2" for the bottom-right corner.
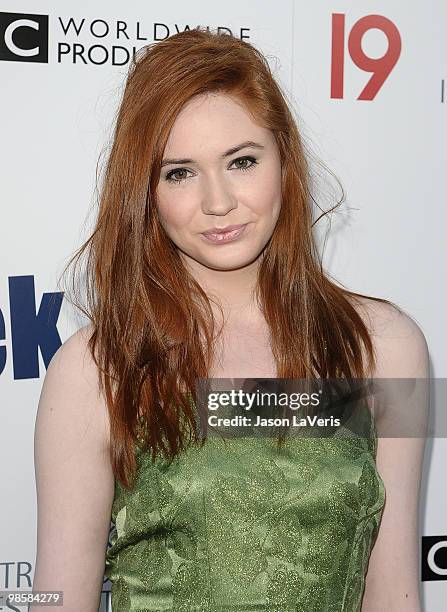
[{"x1": 164, "y1": 155, "x2": 258, "y2": 184}]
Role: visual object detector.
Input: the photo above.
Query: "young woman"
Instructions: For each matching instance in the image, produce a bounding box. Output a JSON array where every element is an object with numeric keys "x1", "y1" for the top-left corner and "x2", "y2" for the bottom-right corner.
[{"x1": 32, "y1": 28, "x2": 429, "y2": 611}]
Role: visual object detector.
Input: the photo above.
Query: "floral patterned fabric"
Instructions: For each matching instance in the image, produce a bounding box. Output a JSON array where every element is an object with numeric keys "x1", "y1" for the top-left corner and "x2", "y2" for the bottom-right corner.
[{"x1": 105, "y1": 416, "x2": 385, "y2": 612}]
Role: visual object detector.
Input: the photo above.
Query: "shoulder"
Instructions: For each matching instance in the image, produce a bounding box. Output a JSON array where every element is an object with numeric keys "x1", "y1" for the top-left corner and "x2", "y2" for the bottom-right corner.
[
  {"x1": 348, "y1": 295, "x2": 429, "y2": 378},
  {"x1": 45, "y1": 323, "x2": 104, "y2": 399},
  {"x1": 37, "y1": 322, "x2": 110, "y2": 451},
  {"x1": 48, "y1": 322, "x2": 95, "y2": 373}
]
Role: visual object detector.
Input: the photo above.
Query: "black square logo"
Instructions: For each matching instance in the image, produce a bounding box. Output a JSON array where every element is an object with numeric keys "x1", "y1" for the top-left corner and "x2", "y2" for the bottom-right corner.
[
  {"x1": 0, "y1": 12, "x2": 48, "y2": 63},
  {"x1": 421, "y1": 536, "x2": 447, "y2": 581}
]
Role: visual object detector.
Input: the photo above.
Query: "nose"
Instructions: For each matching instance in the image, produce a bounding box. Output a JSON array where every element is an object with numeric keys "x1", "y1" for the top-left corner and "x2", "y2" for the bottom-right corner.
[{"x1": 200, "y1": 172, "x2": 238, "y2": 216}]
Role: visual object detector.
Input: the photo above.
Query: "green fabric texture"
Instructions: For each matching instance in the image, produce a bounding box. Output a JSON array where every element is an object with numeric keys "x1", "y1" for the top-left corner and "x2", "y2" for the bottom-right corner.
[{"x1": 105, "y1": 411, "x2": 385, "y2": 611}]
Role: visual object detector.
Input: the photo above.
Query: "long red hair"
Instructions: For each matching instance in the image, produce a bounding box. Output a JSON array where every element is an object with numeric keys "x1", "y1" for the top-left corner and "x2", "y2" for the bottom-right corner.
[{"x1": 61, "y1": 28, "x2": 399, "y2": 489}]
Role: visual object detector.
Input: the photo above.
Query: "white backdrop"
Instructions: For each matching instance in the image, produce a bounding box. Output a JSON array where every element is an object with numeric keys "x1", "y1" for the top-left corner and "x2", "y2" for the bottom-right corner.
[{"x1": 0, "y1": 1, "x2": 445, "y2": 610}]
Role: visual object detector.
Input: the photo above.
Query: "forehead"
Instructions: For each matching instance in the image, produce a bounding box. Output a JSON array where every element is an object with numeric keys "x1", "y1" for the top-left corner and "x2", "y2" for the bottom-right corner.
[{"x1": 163, "y1": 93, "x2": 272, "y2": 155}]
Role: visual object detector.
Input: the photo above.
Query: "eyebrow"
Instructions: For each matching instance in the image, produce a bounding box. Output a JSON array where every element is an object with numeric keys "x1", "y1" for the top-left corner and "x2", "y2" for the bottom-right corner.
[{"x1": 161, "y1": 140, "x2": 265, "y2": 167}]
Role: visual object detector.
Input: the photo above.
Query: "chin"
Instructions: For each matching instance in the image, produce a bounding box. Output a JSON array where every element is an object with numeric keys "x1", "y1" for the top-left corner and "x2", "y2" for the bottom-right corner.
[{"x1": 201, "y1": 252, "x2": 261, "y2": 271}]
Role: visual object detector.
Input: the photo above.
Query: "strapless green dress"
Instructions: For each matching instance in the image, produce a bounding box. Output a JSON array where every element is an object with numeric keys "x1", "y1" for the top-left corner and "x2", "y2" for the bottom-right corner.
[{"x1": 104, "y1": 406, "x2": 385, "y2": 611}]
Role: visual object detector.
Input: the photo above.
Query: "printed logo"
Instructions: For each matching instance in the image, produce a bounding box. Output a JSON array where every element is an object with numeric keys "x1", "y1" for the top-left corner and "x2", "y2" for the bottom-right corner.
[
  {"x1": 0, "y1": 12, "x2": 49, "y2": 63},
  {"x1": 0, "y1": 276, "x2": 63, "y2": 379},
  {"x1": 331, "y1": 13, "x2": 402, "y2": 100},
  {"x1": 422, "y1": 536, "x2": 447, "y2": 581}
]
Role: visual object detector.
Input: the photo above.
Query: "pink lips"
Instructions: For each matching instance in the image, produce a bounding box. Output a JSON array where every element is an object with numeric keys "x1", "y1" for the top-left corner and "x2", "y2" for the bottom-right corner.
[
  {"x1": 202, "y1": 224, "x2": 246, "y2": 236},
  {"x1": 200, "y1": 223, "x2": 248, "y2": 244}
]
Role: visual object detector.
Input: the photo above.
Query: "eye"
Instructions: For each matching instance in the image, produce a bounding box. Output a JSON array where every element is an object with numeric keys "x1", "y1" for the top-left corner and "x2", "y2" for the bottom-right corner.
[
  {"x1": 164, "y1": 155, "x2": 259, "y2": 185},
  {"x1": 164, "y1": 168, "x2": 192, "y2": 184},
  {"x1": 230, "y1": 155, "x2": 259, "y2": 173}
]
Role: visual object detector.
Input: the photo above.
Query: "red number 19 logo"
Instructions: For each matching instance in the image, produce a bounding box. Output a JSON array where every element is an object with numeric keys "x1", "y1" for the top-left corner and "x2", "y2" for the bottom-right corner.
[{"x1": 331, "y1": 13, "x2": 402, "y2": 100}]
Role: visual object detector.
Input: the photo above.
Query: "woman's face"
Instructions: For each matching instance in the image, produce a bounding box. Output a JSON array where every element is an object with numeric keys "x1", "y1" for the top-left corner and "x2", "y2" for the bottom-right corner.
[{"x1": 155, "y1": 92, "x2": 282, "y2": 272}]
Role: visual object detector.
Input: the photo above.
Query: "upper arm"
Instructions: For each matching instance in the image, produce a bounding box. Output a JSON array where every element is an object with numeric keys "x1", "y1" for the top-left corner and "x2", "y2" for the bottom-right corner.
[
  {"x1": 32, "y1": 325, "x2": 115, "y2": 612},
  {"x1": 359, "y1": 300, "x2": 429, "y2": 611}
]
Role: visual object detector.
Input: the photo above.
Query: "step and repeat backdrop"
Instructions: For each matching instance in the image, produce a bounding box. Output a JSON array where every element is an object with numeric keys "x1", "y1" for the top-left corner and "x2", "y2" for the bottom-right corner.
[{"x1": 1, "y1": 1, "x2": 445, "y2": 610}]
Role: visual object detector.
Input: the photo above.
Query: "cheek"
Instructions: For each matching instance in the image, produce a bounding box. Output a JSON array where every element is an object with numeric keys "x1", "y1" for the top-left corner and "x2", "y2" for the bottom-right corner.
[
  {"x1": 252, "y1": 166, "x2": 282, "y2": 217},
  {"x1": 156, "y1": 193, "x2": 195, "y2": 233}
]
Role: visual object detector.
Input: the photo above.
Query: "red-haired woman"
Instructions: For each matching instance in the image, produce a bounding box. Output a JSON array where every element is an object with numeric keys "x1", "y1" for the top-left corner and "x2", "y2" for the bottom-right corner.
[{"x1": 33, "y1": 28, "x2": 428, "y2": 612}]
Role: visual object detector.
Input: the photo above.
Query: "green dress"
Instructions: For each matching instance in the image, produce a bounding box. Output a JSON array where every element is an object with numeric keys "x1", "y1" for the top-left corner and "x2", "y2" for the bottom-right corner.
[{"x1": 104, "y1": 403, "x2": 385, "y2": 611}]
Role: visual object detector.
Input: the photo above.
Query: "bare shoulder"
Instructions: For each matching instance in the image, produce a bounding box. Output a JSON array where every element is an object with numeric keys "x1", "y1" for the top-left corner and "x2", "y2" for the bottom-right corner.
[
  {"x1": 37, "y1": 322, "x2": 111, "y2": 453},
  {"x1": 48, "y1": 323, "x2": 98, "y2": 389},
  {"x1": 348, "y1": 294, "x2": 429, "y2": 378}
]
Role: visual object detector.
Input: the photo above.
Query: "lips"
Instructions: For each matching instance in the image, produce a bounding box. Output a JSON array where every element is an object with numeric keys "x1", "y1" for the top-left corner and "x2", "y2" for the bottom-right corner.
[
  {"x1": 201, "y1": 223, "x2": 247, "y2": 236},
  {"x1": 200, "y1": 223, "x2": 249, "y2": 244}
]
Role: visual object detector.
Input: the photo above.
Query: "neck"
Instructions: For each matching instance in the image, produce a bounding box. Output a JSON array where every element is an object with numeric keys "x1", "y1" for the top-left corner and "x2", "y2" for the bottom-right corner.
[{"x1": 182, "y1": 254, "x2": 262, "y2": 319}]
